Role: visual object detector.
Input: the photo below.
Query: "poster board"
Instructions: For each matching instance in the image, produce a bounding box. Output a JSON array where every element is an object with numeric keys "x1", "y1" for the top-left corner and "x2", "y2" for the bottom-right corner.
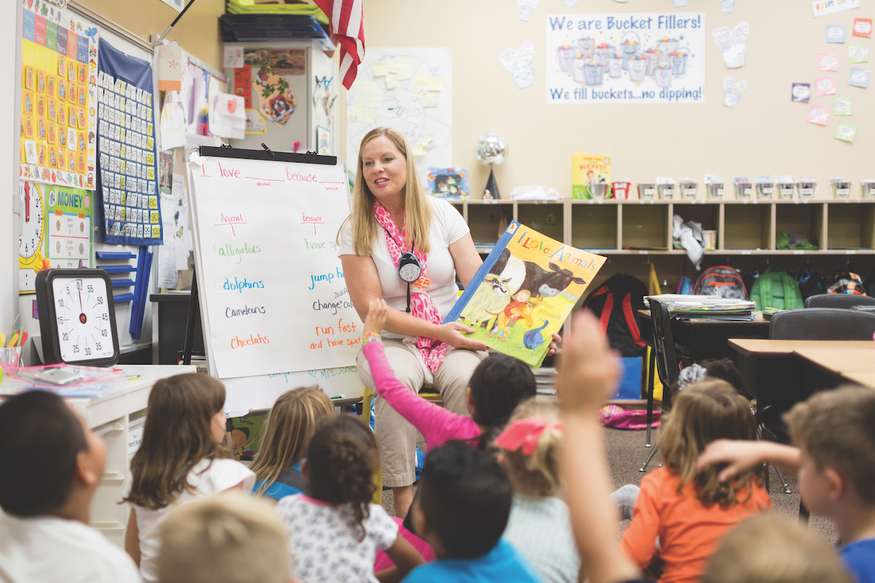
[{"x1": 187, "y1": 148, "x2": 363, "y2": 411}]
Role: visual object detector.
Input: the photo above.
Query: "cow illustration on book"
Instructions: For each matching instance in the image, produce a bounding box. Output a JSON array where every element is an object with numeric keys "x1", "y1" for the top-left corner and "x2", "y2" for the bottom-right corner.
[{"x1": 461, "y1": 273, "x2": 515, "y2": 331}]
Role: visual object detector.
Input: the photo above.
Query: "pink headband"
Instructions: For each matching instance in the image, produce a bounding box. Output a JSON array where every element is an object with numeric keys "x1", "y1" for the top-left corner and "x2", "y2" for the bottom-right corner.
[{"x1": 494, "y1": 418, "x2": 562, "y2": 456}]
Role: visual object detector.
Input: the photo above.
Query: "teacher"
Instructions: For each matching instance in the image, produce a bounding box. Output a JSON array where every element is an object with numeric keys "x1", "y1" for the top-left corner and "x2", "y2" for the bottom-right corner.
[{"x1": 338, "y1": 127, "x2": 487, "y2": 517}]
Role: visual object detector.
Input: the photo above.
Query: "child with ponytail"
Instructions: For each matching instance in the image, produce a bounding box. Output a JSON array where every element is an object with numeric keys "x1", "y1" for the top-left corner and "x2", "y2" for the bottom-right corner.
[{"x1": 277, "y1": 415, "x2": 423, "y2": 582}]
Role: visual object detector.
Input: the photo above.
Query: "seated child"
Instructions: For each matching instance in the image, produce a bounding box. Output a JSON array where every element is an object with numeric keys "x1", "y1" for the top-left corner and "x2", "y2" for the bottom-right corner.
[
  {"x1": 251, "y1": 386, "x2": 334, "y2": 501},
  {"x1": 698, "y1": 385, "x2": 875, "y2": 583},
  {"x1": 404, "y1": 440, "x2": 539, "y2": 582},
  {"x1": 496, "y1": 399, "x2": 582, "y2": 583},
  {"x1": 622, "y1": 379, "x2": 771, "y2": 583},
  {"x1": 123, "y1": 373, "x2": 255, "y2": 583},
  {"x1": 702, "y1": 513, "x2": 854, "y2": 583},
  {"x1": 278, "y1": 415, "x2": 423, "y2": 582},
  {"x1": 157, "y1": 492, "x2": 294, "y2": 583},
  {"x1": 361, "y1": 298, "x2": 536, "y2": 450},
  {"x1": 0, "y1": 391, "x2": 140, "y2": 582}
]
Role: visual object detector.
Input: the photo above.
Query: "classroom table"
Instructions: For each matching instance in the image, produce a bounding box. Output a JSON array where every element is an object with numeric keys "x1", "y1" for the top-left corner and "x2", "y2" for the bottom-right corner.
[
  {"x1": 729, "y1": 339, "x2": 875, "y2": 387},
  {"x1": 638, "y1": 309, "x2": 770, "y2": 361}
]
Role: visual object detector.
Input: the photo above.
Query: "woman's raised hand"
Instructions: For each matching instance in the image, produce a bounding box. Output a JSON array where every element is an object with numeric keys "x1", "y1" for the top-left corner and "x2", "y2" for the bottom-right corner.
[
  {"x1": 364, "y1": 298, "x2": 389, "y2": 337},
  {"x1": 438, "y1": 322, "x2": 488, "y2": 352}
]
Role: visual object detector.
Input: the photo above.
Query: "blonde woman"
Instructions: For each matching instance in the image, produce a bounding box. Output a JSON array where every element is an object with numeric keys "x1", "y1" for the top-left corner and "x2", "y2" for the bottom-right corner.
[
  {"x1": 339, "y1": 127, "x2": 487, "y2": 517},
  {"x1": 251, "y1": 386, "x2": 334, "y2": 501}
]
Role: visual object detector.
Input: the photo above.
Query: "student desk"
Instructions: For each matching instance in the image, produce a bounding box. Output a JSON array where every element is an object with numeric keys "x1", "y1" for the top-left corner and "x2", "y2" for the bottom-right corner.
[{"x1": 638, "y1": 309, "x2": 770, "y2": 361}]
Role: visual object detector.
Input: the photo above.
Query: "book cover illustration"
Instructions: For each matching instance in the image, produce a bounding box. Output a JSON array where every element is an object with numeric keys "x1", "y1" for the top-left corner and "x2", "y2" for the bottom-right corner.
[
  {"x1": 445, "y1": 221, "x2": 606, "y2": 367},
  {"x1": 426, "y1": 167, "x2": 469, "y2": 200},
  {"x1": 572, "y1": 153, "x2": 612, "y2": 199}
]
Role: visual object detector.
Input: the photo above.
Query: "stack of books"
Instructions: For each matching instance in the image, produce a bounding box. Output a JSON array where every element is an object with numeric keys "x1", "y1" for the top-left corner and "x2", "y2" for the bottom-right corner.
[{"x1": 644, "y1": 295, "x2": 757, "y2": 321}]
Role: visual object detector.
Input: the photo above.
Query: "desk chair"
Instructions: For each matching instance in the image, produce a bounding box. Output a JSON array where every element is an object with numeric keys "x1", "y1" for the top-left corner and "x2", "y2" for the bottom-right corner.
[
  {"x1": 640, "y1": 299, "x2": 680, "y2": 472},
  {"x1": 804, "y1": 294, "x2": 875, "y2": 310},
  {"x1": 771, "y1": 308, "x2": 875, "y2": 340}
]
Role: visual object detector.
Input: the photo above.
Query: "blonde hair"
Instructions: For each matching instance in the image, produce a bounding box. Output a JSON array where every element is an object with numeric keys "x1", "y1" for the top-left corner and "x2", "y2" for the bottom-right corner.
[
  {"x1": 784, "y1": 384, "x2": 875, "y2": 504},
  {"x1": 702, "y1": 513, "x2": 853, "y2": 583},
  {"x1": 501, "y1": 399, "x2": 562, "y2": 498},
  {"x1": 659, "y1": 379, "x2": 760, "y2": 508},
  {"x1": 346, "y1": 127, "x2": 432, "y2": 256},
  {"x1": 156, "y1": 492, "x2": 292, "y2": 583},
  {"x1": 251, "y1": 386, "x2": 334, "y2": 496}
]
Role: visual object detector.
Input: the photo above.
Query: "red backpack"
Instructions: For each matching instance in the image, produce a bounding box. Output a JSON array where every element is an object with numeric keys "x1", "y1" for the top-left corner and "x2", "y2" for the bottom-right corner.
[
  {"x1": 693, "y1": 265, "x2": 748, "y2": 299},
  {"x1": 583, "y1": 274, "x2": 648, "y2": 356}
]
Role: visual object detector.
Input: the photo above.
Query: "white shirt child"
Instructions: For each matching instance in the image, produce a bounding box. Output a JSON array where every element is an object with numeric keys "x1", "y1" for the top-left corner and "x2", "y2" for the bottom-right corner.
[
  {"x1": 132, "y1": 457, "x2": 254, "y2": 583},
  {"x1": 278, "y1": 493, "x2": 398, "y2": 583},
  {"x1": 0, "y1": 512, "x2": 141, "y2": 583}
]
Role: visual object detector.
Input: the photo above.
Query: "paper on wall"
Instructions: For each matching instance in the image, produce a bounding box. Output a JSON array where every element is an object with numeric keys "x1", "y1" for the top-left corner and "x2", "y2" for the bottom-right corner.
[
  {"x1": 223, "y1": 46, "x2": 244, "y2": 69},
  {"x1": 156, "y1": 42, "x2": 183, "y2": 92},
  {"x1": 208, "y1": 92, "x2": 246, "y2": 139},
  {"x1": 826, "y1": 25, "x2": 847, "y2": 44},
  {"x1": 563, "y1": 0, "x2": 578, "y2": 5},
  {"x1": 518, "y1": 0, "x2": 538, "y2": 22},
  {"x1": 792, "y1": 82, "x2": 812, "y2": 102},
  {"x1": 500, "y1": 41, "x2": 536, "y2": 89},
  {"x1": 811, "y1": 0, "x2": 860, "y2": 17},
  {"x1": 834, "y1": 124, "x2": 856, "y2": 143},
  {"x1": 834, "y1": 96, "x2": 853, "y2": 115},
  {"x1": 721, "y1": 0, "x2": 736, "y2": 13},
  {"x1": 160, "y1": 91, "x2": 186, "y2": 151},
  {"x1": 673, "y1": 0, "x2": 689, "y2": 6},
  {"x1": 808, "y1": 106, "x2": 830, "y2": 126},
  {"x1": 723, "y1": 77, "x2": 747, "y2": 107},
  {"x1": 818, "y1": 53, "x2": 840, "y2": 71},
  {"x1": 713, "y1": 22, "x2": 750, "y2": 69},
  {"x1": 849, "y1": 46, "x2": 870, "y2": 64},
  {"x1": 852, "y1": 17, "x2": 872, "y2": 38},
  {"x1": 171, "y1": 173, "x2": 191, "y2": 271},
  {"x1": 848, "y1": 67, "x2": 871, "y2": 88},
  {"x1": 816, "y1": 77, "x2": 837, "y2": 95},
  {"x1": 157, "y1": 192, "x2": 178, "y2": 289}
]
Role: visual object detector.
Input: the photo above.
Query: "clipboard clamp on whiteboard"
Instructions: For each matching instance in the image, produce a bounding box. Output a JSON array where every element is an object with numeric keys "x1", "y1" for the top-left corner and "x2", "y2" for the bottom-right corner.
[{"x1": 197, "y1": 146, "x2": 337, "y2": 166}]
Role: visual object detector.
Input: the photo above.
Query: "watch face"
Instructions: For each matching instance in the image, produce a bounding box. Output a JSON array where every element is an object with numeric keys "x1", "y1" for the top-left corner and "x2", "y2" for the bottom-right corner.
[
  {"x1": 399, "y1": 262, "x2": 422, "y2": 283},
  {"x1": 52, "y1": 276, "x2": 115, "y2": 362}
]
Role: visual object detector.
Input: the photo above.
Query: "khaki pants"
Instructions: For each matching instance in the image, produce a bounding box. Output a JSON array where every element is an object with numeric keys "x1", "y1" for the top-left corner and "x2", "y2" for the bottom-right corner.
[{"x1": 355, "y1": 339, "x2": 485, "y2": 487}]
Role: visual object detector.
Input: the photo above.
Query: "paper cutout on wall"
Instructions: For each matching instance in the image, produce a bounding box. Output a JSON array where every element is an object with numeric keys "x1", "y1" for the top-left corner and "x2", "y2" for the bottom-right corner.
[
  {"x1": 721, "y1": 0, "x2": 736, "y2": 13},
  {"x1": 160, "y1": 91, "x2": 186, "y2": 151},
  {"x1": 849, "y1": 46, "x2": 870, "y2": 64},
  {"x1": 852, "y1": 17, "x2": 872, "y2": 38},
  {"x1": 245, "y1": 49, "x2": 304, "y2": 126},
  {"x1": 834, "y1": 124, "x2": 856, "y2": 143},
  {"x1": 156, "y1": 42, "x2": 183, "y2": 92},
  {"x1": 563, "y1": 0, "x2": 578, "y2": 6},
  {"x1": 826, "y1": 25, "x2": 847, "y2": 44},
  {"x1": 500, "y1": 41, "x2": 536, "y2": 89},
  {"x1": 834, "y1": 96, "x2": 853, "y2": 115},
  {"x1": 713, "y1": 22, "x2": 750, "y2": 69},
  {"x1": 224, "y1": 46, "x2": 244, "y2": 69},
  {"x1": 19, "y1": 4, "x2": 99, "y2": 189},
  {"x1": 808, "y1": 106, "x2": 830, "y2": 126},
  {"x1": 848, "y1": 66, "x2": 871, "y2": 88},
  {"x1": 209, "y1": 92, "x2": 246, "y2": 139},
  {"x1": 811, "y1": 0, "x2": 860, "y2": 17},
  {"x1": 518, "y1": 0, "x2": 538, "y2": 22},
  {"x1": 791, "y1": 82, "x2": 812, "y2": 102},
  {"x1": 818, "y1": 53, "x2": 840, "y2": 71},
  {"x1": 180, "y1": 61, "x2": 210, "y2": 136},
  {"x1": 723, "y1": 77, "x2": 746, "y2": 107},
  {"x1": 816, "y1": 77, "x2": 837, "y2": 95}
]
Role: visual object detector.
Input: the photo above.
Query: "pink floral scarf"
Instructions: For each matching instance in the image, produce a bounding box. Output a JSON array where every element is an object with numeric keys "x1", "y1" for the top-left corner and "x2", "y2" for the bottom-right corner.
[{"x1": 373, "y1": 202, "x2": 449, "y2": 373}]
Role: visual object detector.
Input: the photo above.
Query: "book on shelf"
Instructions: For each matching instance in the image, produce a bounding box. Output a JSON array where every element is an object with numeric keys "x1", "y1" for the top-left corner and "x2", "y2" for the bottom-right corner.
[{"x1": 445, "y1": 221, "x2": 606, "y2": 367}]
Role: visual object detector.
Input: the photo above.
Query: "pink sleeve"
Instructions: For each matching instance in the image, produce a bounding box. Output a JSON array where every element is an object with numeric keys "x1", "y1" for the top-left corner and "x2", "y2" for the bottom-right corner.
[{"x1": 363, "y1": 341, "x2": 479, "y2": 450}]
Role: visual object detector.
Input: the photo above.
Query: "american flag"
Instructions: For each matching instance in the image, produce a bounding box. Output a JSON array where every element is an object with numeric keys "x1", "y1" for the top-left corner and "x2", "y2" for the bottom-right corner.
[{"x1": 313, "y1": 0, "x2": 365, "y2": 89}]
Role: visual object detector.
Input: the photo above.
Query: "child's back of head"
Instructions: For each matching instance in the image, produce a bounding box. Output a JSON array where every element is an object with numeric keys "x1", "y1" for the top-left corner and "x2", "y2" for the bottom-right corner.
[
  {"x1": 125, "y1": 373, "x2": 227, "y2": 510},
  {"x1": 306, "y1": 414, "x2": 377, "y2": 539},
  {"x1": 157, "y1": 492, "x2": 291, "y2": 583},
  {"x1": 0, "y1": 390, "x2": 95, "y2": 517},
  {"x1": 415, "y1": 440, "x2": 512, "y2": 559},
  {"x1": 251, "y1": 386, "x2": 334, "y2": 497},
  {"x1": 469, "y1": 354, "x2": 536, "y2": 447},
  {"x1": 784, "y1": 384, "x2": 875, "y2": 508},
  {"x1": 660, "y1": 379, "x2": 759, "y2": 507},
  {"x1": 702, "y1": 513, "x2": 853, "y2": 583},
  {"x1": 495, "y1": 398, "x2": 562, "y2": 498}
]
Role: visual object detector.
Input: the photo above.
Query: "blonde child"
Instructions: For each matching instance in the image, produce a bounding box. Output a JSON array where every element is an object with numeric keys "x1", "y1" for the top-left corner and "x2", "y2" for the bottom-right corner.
[
  {"x1": 698, "y1": 385, "x2": 875, "y2": 583},
  {"x1": 278, "y1": 415, "x2": 423, "y2": 582},
  {"x1": 251, "y1": 386, "x2": 335, "y2": 501},
  {"x1": 702, "y1": 514, "x2": 854, "y2": 583},
  {"x1": 621, "y1": 379, "x2": 770, "y2": 583},
  {"x1": 495, "y1": 399, "x2": 582, "y2": 583},
  {"x1": 123, "y1": 373, "x2": 255, "y2": 583}
]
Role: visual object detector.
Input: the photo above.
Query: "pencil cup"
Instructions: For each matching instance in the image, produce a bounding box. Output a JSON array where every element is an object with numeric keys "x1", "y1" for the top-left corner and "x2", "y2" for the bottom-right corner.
[{"x1": 0, "y1": 347, "x2": 22, "y2": 370}]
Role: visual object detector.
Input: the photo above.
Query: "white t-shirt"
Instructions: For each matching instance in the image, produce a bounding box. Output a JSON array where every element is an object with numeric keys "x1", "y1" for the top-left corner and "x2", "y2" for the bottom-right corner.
[
  {"x1": 132, "y1": 457, "x2": 255, "y2": 583},
  {"x1": 278, "y1": 494, "x2": 398, "y2": 583},
  {"x1": 338, "y1": 197, "x2": 470, "y2": 321},
  {"x1": 0, "y1": 512, "x2": 141, "y2": 583},
  {"x1": 503, "y1": 495, "x2": 581, "y2": 583}
]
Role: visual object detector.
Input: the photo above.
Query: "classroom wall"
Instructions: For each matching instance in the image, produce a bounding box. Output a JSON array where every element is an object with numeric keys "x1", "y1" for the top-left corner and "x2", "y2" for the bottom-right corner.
[
  {"x1": 1, "y1": 2, "x2": 19, "y2": 334},
  {"x1": 361, "y1": 0, "x2": 875, "y2": 197},
  {"x1": 76, "y1": 0, "x2": 224, "y2": 70}
]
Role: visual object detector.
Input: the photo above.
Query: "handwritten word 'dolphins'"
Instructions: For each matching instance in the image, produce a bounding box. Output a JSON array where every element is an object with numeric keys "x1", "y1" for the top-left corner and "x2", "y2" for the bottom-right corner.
[
  {"x1": 225, "y1": 304, "x2": 267, "y2": 319},
  {"x1": 224, "y1": 276, "x2": 265, "y2": 293},
  {"x1": 217, "y1": 242, "x2": 262, "y2": 258},
  {"x1": 307, "y1": 266, "x2": 344, "y2": 291},
  {"x1": 230, "y1": 333, "x2": 270, "y2": 349}
]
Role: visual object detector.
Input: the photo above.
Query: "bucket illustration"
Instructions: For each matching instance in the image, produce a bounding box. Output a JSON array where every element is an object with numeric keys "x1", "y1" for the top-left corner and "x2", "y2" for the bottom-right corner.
[
  {"x1": 655, "y1": 64, "x2": 673, "y2": 88},
  {"x1": 621, "y1": 33, "x2": 641, "y2": 71},
  {"x1": 595, "y1": 44, "x2": 613, "y2": 71},
  {"x1": 572, "y1": 58, "x2": 588, "y2": 84},
  {"x1": 577, "y1": 37, "x2": 595, "y2": 59},
  {"x1": 629, "y1": 57, "x2": 647, "y2": 83},
  {"x1": 608, "y1": 54, "x2": 623, "y2": 78},
  {"x1": 644, "y1": 50, "x2": 660, "y2": 76},
  {"x1": 670, "y1": 50, "x2": 688, "y2": 76},
  {"x1": 658, "y1": 37, "x2": 679, "y2": 55},
  {"x1": 557, "y1": 45, "x2": 576, "y2": 73},
  {"x1": 584, "y1": 62, "x2": 603, "y2": 86}
]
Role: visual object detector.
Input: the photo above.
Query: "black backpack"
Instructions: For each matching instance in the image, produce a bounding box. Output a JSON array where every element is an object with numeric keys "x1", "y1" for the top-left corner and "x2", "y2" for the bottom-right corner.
[
  {"x1": 583, "y1": 274, "x2": 648, "y2": 356},
  {"x1": 796, "y1": 268, "x2": 827, "y2": 299}
]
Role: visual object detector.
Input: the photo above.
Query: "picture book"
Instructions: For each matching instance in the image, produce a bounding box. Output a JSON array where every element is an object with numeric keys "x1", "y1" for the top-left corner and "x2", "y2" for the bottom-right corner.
[
  {"x1": 445, "y1": 221, "x2": 606, "y2": 367},
  {"x1": 425, "y1": 167, "x2": 469, "y2": 200},
  {"x1": 572, "y1": 153, "x2": 612, "y2": 200}
]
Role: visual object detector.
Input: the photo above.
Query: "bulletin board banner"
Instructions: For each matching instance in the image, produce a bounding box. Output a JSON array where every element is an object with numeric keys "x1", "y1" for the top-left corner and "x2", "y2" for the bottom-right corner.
[
  {"x1": 96, "y1": 39, "x2": 163, "y2": 245},
  {"x1": 546, "y1": 13, "x2": 706, "y2": 104},
  {"x1": 19, "y1": 3, "x2": 99, "y2": 189}
]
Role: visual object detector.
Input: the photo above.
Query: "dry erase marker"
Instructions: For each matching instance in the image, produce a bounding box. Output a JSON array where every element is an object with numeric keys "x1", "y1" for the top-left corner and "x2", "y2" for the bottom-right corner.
[
  {"x1": 0, "y1": 333, "x2": 5, "y2": 347},
  {"x1": 8, "y1": 332, "x2": 19, "y2": 348},
  {"x1": 19, "y1": 332, "x2": 29, "y2": 348}
]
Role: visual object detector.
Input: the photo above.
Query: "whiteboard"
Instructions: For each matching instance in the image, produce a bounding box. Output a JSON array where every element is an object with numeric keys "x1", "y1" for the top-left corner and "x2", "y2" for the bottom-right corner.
[{"x1": 187, "y1": 151, "x2": 363, "y2": 411}]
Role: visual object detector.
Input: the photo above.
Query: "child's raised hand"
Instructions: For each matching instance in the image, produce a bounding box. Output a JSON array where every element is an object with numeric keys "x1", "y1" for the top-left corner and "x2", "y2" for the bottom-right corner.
[
  {"x1": 364, "y1": 298, "x2": 389, "y2": 337},
  {"x1": 697, "y1": 439, "x2": 769, "y2": 483},
  {"x1": 555, "y1": 310, "x2": 621, "y2": 415}
]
